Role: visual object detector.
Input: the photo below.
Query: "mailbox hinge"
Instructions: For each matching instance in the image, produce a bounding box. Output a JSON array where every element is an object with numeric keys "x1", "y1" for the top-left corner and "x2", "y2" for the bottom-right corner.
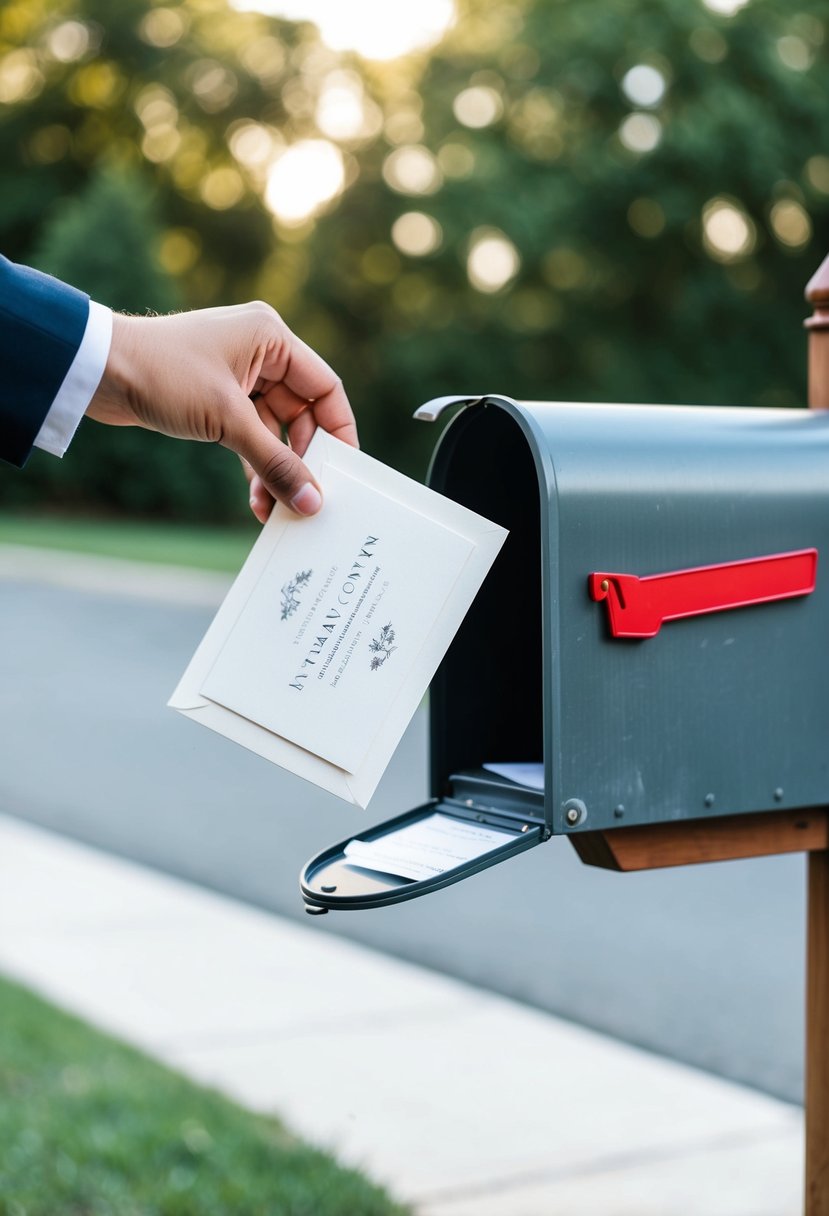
[
  {"x1": 442, "y1": 798, "x2": 549, "y2": 837},
  {"x1": 445, "y1": 770, "x2": 548, "y2": 832}
]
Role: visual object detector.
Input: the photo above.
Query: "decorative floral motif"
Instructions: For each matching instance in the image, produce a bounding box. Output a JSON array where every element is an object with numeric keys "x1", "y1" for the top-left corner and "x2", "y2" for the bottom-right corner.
[
  {"x1": 280, "y1": 569, "x2": 313, "y2": 620},
  {"x1": 369, "y1": 623, "x2": 397, "y2": 670}
]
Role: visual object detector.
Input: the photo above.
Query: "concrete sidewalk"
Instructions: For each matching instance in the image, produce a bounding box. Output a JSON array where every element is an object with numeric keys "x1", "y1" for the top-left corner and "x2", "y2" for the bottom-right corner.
[{"x1": 0, "y1": 813, "x2": 802, "y2": 1215}]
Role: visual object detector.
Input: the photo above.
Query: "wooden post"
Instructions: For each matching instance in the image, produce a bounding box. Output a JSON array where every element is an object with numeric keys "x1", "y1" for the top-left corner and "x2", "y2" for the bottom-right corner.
[
  {"x1": 805, "y1": 256, "x2": 829, "y2": 412},
  {"x1": 805, "y1": 253, "x2": 829, "y2": 1216}
]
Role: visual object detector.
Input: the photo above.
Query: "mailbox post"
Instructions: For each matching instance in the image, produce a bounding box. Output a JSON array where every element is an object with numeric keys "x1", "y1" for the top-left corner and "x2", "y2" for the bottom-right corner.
[{"x1": 806, "y1": 251, "x2": 829, "y2": 1216}]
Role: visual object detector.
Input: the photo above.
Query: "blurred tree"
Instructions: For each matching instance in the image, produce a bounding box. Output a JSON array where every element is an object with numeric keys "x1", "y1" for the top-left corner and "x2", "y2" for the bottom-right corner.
[
  {"x1": 1, "y1": 0, "x2": 829, "y2": 516},
  {"x1": 31, "y1": 164, "x2": 179, "y2": 312},
  {"x1": 6, "y1": 163, "x2": 249, "y2": 521},
  {"x1": 0, "y1": 0, "x2": 310, "y2": 306},
  {"x1": 296, "y1": 0, "x2": 829, "y2": 479},
  {"x1": 0, "y1": 0, "x2": 321, "y2": 519}
]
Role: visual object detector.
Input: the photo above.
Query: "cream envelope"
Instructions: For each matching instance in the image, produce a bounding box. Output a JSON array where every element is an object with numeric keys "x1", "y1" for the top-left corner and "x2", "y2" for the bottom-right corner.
[{"x1": 168, "y1": 429, "x2": 508, "y2": 808}]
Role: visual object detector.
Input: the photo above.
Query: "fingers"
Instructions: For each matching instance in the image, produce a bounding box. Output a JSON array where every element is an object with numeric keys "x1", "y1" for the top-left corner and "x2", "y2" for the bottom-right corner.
[
  {"x1": 248, "y1": 474, "x2": 273, "y2": 524},
  {"x1": 262, "y1": 329, "x2": 359, "y2": 451},
  {"x1": 230, "y1": 407, "x2": 322, "y2": 517},
  {"x1": 259, "y1": 327, "x2": 330, "y2": 398},
  {"x1": 308, "y1": 382, "x2": 359, "y2": 451},
  {"x1": 231, "y1": 305, "x2": 356, "y2": 518},
  {"x1": 287, "y1": 406, "x2": 317, "y2": 459},
  {"x1": 256, "y1": 378, "x2": 358, "y2": 457},
  {"x1": 238, "y1": 456, "x2": 273, "y2": 524}
]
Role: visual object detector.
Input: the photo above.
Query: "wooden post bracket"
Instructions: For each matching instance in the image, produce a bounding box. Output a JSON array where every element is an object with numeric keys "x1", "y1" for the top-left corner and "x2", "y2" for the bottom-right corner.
[{"x1": 570, "y1": 808, "x2": 829, "y2": 872}]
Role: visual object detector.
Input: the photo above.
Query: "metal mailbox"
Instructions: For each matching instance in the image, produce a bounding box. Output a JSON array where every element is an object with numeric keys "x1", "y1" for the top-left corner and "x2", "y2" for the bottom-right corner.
[{"x1": 301, "y1": 394, "x2": 829, "y2": 912}]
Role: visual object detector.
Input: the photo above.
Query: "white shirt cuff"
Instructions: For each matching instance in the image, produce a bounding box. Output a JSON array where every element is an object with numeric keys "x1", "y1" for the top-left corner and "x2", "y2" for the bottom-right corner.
[{"x1": 33, "y1": 300, "x2": 113, "y2": 458}]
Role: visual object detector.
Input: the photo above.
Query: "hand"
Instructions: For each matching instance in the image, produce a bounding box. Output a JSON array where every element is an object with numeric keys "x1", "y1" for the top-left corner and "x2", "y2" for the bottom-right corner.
[{"x1": 87, "y1": 301, "x2": 358, "y2": 520}]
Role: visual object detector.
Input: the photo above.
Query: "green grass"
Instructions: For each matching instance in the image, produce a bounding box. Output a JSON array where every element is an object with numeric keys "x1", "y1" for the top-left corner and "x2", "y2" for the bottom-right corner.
[
  {"x1": 0, "y1": 514, "x2": 259, "y2": 573},
  {"x1": 0, "y1": 974, "x2": 408, "y2": 1216}
]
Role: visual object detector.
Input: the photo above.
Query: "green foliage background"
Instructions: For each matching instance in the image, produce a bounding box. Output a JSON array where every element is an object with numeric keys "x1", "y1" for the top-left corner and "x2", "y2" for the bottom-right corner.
[{"x1": 1, "y1": 0, "x2": 827, "y2": 521}]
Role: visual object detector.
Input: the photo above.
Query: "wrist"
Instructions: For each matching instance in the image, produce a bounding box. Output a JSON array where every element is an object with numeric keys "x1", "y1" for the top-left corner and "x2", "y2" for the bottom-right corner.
[{"x1": 87, "y1": 313, "x2": 142, "y2": 423}]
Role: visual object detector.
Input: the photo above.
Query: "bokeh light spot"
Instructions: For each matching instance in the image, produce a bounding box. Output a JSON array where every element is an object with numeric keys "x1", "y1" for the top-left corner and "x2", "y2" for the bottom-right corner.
[
  {"x1": 806, "y1": 155, "x2": 829, "y2": 195},
  {"x1": 316, "y1": 71, "x2": 381, "y2": 141},
  {"x1": 702, "y1": 0, "x2": 750, "y2": 14},
  {"x1": 200, "y1": 166, "x2": 245, "y2": 209},
  {"x1": 47, "y1": 21, "x2": 90, "y2": 62},
  {"x1": 239, "y1": 36, "x2": 286, "y2": 85},
  {"x1": 467, "y1": 228, "x2": 520, "y2": 293},
  {"x1": 0, "y1": 50, "x2": 43, "y2": 103},
  {"x1": 236, "y1": 0, "x2": 455, "y2": 60},
  {"x1": 391, "y1": 212, "x2": 442, "y2": 257},
  {"x1": 228, "y1": 121, "x2": 276, "y2": 168},
  {"x1": 138, "y1": 8, "x2": 187, "y2": 49},
  {"x1": 265, "y1": 139, "x2": 345, "y2": 224},
  {"x1": 135, "y1": 85, "x2": 178, "y2": 130},
  {"x1": 383, "y1": 145, "x2": 441, "y2": 195},
  {"x1": 68, "y1": 61, "x2": 122, "y2": 108},
  {"x1": 508, "y1": 88, "x2": 564, "y2": 161},
  {"x1": 619, "y1": 112, "x2": 662, "y2": 154},
  {"x1": 770, "y1": 199, "x2": 811, "y2": 248},
  {"x1": 621, "y1": 65, "x2": 666, "y2": 108},
  {"x1": 157, "y1": 229, "x2": 202, "y2": 275},
  {"x1": 702, "y1": 197, "x2": 756, "y2": 262},
  {"x1": 170, "y1": 131, "x2": 210, "y2": 190},
  {"x1": 453, "y1": 85, "x2": 503, "y2": 128},
  {"x1": 142, "y1": 125, "x2": 181, "y2": 163},
  {"x1": 777, "y1": 35, "x2": 813, "y2": 71},
  {"x1": 189, "y1": 60, "x2": 238, "y2": 113},
  {"x1": 384, "y1": 106, "x2": 424, "y2": 145}
]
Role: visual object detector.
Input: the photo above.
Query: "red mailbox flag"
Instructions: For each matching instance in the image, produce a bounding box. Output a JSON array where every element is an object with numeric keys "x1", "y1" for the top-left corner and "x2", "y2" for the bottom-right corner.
[{"x1": 589, "y1": 549, "x2": 818, "y2": 639}]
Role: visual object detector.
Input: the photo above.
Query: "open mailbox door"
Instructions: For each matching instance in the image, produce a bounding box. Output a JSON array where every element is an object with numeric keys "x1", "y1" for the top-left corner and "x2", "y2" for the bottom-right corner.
[{"x1": 301, "y1": 770, "x2": 546, "y2": 912}]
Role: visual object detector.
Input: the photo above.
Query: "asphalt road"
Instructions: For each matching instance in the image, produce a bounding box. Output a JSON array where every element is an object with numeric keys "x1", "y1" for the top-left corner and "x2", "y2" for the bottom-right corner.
[{"x1": 0, "y1": 575, "x2": 805, "y2": 1102}]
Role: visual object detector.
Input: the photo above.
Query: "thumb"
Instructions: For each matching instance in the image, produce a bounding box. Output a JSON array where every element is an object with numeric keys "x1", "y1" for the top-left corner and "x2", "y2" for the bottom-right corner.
[{"x1": 233, "y1": 414, "x2": 323, "y2": 517}]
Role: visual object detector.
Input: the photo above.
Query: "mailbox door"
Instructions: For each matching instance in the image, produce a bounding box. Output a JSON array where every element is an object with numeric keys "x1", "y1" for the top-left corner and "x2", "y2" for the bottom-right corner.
[{"x1": 300, "y1": 770, "x2": 545, "y2": 912}]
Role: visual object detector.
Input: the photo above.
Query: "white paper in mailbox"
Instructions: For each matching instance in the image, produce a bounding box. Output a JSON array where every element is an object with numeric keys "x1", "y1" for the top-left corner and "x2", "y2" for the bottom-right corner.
[
  {"x1": 344, "y1": 813, "x2": 516, "y2": 882},
  {"x1": 168, "y1": 430, "x2": 508, "y2": 808}
]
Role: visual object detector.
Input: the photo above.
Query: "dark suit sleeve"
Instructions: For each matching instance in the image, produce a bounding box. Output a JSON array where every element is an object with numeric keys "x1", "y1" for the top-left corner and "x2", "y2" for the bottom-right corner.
[{"x1": 0, "y1": 255, "x2": 90, "y2": 468}]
